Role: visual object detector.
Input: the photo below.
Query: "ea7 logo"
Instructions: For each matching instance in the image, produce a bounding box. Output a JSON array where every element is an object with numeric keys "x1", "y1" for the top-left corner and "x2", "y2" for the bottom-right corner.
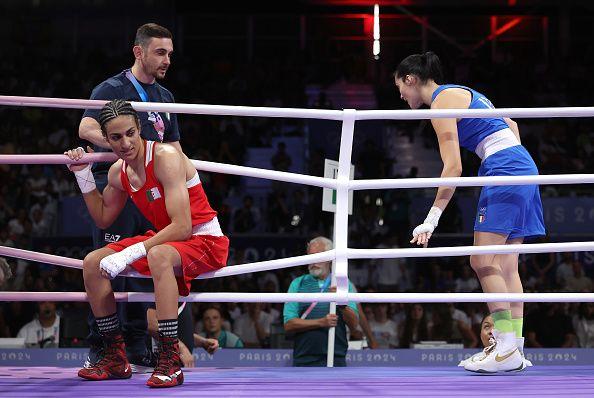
[{"x1": 104, "y1": 233, "x2": 121, "y2": 243}]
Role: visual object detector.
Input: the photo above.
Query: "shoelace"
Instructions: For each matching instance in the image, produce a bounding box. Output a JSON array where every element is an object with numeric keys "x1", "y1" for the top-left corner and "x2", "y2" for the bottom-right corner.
[
  {"x1": 90, "y1": 346, "x2": 105, "y2": 365},
  {"x1": 94, "y1": 339, "x2": 122, "y2": 368},
  {"x1": 483, "y1": 337, "x2": 496, "y2": 354},
  {"x1": 153, "y1": 338, "x2": 177, "y2": 376}
]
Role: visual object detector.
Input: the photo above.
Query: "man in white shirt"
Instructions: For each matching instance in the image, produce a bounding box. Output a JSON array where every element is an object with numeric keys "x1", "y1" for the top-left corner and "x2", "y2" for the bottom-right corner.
[
  {"x1": 371, "y1": 243, "x2": 403, "y2": 292},
  {"x1": 17, "y1": 301, "x2": 60, "y2": 347},
  {"x1": 556, "y1": 253, "x2": 575, "y2": 288},
  {"x1": 369, "y1": 303, "x2": 399, "y2": 348},
  {"x1": 564, "y1": 261, "x2": 593, "y2": 292},
  {"x1": 233, "y1": 303, "x2": 272, "y2": 347}
]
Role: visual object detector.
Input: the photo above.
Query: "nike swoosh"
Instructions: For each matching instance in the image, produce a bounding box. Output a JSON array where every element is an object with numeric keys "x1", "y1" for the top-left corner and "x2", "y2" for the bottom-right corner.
[{"x1": 495, "y1": 349, "x2": 518, "y2": 362}]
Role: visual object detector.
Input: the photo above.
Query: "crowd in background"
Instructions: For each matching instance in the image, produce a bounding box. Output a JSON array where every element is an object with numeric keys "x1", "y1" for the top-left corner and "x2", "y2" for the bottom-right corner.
[{"x1": 1, "y1": 16, "x2": 594, "y2": 350}]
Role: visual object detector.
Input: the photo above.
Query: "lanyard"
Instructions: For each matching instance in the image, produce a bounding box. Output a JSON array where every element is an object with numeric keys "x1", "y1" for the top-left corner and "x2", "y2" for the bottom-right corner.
[
  {"x1": 125, "y1": 69, "x2": 149, "y2": 102},
  {"x1": 124, "y1": 69, "x2": 166, "y2": 142},
  {"x1": 300, "y1": 276, "x2": 332, "y2": 319}
]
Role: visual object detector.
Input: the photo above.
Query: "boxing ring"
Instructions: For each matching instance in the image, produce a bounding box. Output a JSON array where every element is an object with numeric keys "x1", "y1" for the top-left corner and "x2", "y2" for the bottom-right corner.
[{"x1": 1, "y1": 95, "x2": 594, "y2": 396}]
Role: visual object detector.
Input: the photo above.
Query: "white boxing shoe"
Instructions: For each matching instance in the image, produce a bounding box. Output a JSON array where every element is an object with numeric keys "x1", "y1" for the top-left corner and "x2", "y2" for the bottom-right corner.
[
  {"x1": 458, "y1": 337, "x2": 496, "y2": 367},
  {"x1": 515, "y1": 337, "x2": 533, "y2": 369},
  {"x1": 464, "y1": 331, "x2": 523, "y2": 373}
]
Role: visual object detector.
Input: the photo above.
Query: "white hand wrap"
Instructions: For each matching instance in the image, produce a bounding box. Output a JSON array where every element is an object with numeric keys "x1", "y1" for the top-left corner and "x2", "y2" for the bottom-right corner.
[
  {"x1": 412, "y1": 206, "x2": 442, "y2": 239},
  {"x1": 72, "y1": 163, "x2": 96, "y2": 194},
  {"x1": 99, "y1": 243, "x2": 146, "y2": 279}
]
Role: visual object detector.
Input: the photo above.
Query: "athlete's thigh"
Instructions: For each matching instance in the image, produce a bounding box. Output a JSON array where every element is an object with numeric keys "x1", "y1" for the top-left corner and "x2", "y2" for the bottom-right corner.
[{"x1": 473, "y1": 230, "x2": 509, "y2": 264}]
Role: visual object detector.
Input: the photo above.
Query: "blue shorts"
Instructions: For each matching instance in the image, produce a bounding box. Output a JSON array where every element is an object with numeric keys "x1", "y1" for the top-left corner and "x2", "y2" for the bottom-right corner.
[{"x1": 474, "y1": 146, "x2": 546, "y2": 239}]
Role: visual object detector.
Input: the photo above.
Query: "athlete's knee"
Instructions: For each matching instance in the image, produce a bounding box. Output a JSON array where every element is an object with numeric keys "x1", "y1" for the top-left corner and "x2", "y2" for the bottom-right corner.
[
  {"x1": 470, "y1": 255, "x2": 502, "y2": 278},
  {"x1": 500, "y1": 255, "x2": 519, "y2": 279},
  {"x1": 83, "y1": 250, "x2": 103, "y2": 276},
  {"x1": 147, "y1": 245, "x2": 175, "y2": 276},
  {"x1": 470, "y1": 255, "x2": 487, "y2": 271}
]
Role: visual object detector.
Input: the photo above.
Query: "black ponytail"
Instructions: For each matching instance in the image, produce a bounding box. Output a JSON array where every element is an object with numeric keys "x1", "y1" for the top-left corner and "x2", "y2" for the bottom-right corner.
[
  {"x1": 395, "y1": 51, "x2": 444, "y2": 84},
  {"x1": 98, "y1": 99, "x2": 140, "y2": 137}
]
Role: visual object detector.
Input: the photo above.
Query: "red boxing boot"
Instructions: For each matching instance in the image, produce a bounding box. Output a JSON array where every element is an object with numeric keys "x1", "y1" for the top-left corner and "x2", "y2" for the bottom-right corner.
[
  {"x1": 146, "y1": 334, "x2": 184, "y2": 388},
  {"x1": 78, "y1": 333, "x2": 131, "y2": 381}
]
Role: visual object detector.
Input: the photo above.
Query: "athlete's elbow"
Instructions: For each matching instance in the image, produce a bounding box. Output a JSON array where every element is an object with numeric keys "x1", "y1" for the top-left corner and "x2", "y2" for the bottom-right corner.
[
  {"x1": 78, "y1": 128, "x2": 89, "y2": 141},
  {"x1": 443, "y1": 164, "x2": 462, "y2": 177},
  {"x1": 178, "y1": 222, "x2": 192, "y2": 240}
]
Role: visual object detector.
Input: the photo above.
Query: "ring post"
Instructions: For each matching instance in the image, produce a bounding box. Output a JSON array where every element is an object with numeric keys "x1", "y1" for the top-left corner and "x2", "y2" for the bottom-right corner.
[{"x1": 327, "y1": 109, "x2": 356, "y2": 367}]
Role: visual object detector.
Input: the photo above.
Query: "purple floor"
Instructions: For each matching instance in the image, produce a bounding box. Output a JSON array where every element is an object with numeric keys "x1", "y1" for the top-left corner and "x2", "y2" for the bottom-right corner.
[{"x1": 0, "y1": 366, "x2": 593, "y2": 397}]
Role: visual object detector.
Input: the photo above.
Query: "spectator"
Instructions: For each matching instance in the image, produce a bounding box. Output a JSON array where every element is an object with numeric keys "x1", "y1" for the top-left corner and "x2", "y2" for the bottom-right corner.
[
  {"x1": 525, "y1": 303, "x2": 576, "y2": 347},
  {"x1": 198, "y1": 307, "x2": 244, "y2": 348},
  {"x1": 26, "y1": 165, "x2": 48, "y2": 199},
  {"x1": 431, "y1": 305, "x2": 478, "y2": 348},
  {"x1": 564, "y1": 261, "x2": 593, "y2": 292},
  {"x1": 0, "y1": 258, "x2": 12, "y2": 288},
  {"x1": 30, "y1": 208, "x2": 50, "y2": 237},
  {"x1": 0, "y1": 196, "x2": 14, "y2": 225},
  {"x1": 371, "y1": 240, "x2": 404, "y2": 292},
  {"x1": 479, "y1": 314, "x2": 495, "y2": 348},
  {"x1": 233, "y1": 195, "x2": 261, "y2": 233},
  {"x1": 233, "y1": 303, "x2": 272, "y2": 348},
  {"x1": 257, "y1": 271, "x2": 280, "y2": 293},
  {"x1": 311, "y1": 91, "x2": 333, "y2": 109},
  {"x1": 555, "y1": 253, "x2": 575, "y2": 288},
  {"x1": 283, "y1": 236, "x2": 359, "y2": 366},
  {"x1": 454, "y1": 267, "x2": 480, "y2": 292},
  {"x1": 267, "y1": 189, "x2": 290, "y2": 233},
  {"x1": 271, "y1": 142, "x2": 292, "y2": 172},
  {"x1": 572, "y1": 303, "x2": 594, "y2": 348},
  {"x1": 368, "y1": 303, "x2": 399, "y2": 348},
  {"x1": 398, "y1": 304, "x2": 430, "y2": 348},
  {"x1": 0, "y1": 307, "x2": 11, "y2": 338},
  {"x1": 17, "y1": 301, "x2": 60, "y2": 348},
  {"x1": 51, "y1": 167, "x2": 76, "y2": 198},
  {"x1": 8, "y1": 209, "x2": 27, "y2": 236}
]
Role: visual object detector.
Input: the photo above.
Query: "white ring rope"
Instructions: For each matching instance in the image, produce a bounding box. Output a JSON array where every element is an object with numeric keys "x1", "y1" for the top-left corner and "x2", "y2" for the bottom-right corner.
[
  {"x1": 351, "y1": 174, "x2": 594, "y2": 190},
  {"x1": 0, "y1": 245, "x2": 335, "y2": 280},
  {"x1": 1, "y1": 95, "x2": 593, "y2": 305},
  {"x1": 348, "y1": 241, "x2": 594, "y2": 259},
  {"x1": 1, "y1": 292, "x2": 593, "y2": 303},
  {"x1": 0, "y1": 95, "x2": 345, "y2": 120},
  {"x1": 3, "y1": 95, "x2": 594, "y2": 119},
  {"x1": 0, "y1": 153, "x2": 591, "y2": 189},
  {"x1": 0, "y1": 153, "x2": 337, "y2": 189}
]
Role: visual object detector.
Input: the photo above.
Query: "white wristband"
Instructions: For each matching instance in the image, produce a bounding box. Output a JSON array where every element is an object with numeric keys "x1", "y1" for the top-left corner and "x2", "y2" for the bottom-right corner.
[
  {"x1": 72, "y1": 164, "x2": 96, "y2": 194},
  {"x1": 423, "y1": 206, "x2": 443, "y2": 228}
]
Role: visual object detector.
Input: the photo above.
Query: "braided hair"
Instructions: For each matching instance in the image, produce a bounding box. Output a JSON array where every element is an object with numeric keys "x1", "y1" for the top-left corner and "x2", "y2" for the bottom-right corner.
[{"x1": 98, "y1": 99, "x2": 140, "y2": 137}]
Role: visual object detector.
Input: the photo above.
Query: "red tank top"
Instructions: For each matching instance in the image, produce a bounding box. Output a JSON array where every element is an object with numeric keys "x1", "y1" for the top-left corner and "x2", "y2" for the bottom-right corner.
[{"x1": 119, "y1": 140, "x2": 217, "y2": 231}]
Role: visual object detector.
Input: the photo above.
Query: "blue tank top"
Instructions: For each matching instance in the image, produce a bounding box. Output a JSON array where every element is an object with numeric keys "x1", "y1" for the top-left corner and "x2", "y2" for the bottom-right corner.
[{"x1": 431, "y1": 84, "x2": 509, "y2": 152}]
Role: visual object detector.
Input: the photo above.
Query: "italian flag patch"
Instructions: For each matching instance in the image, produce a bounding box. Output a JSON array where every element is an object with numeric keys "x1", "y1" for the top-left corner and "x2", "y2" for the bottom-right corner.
[{"x1": 146, "y1": 187, "x2": 162, "y2": 202}]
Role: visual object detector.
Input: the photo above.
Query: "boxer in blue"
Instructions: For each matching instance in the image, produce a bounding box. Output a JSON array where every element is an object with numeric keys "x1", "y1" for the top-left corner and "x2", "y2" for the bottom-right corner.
[{"x1": 394, "y1": 52, "x2": 545, "y2": 373}]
